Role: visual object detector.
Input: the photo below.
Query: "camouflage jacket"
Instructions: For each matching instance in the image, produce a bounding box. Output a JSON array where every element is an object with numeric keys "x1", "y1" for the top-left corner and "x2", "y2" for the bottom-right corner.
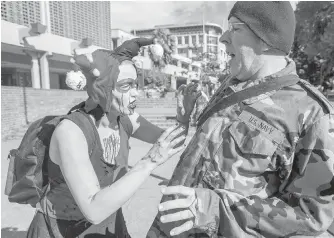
[
  {"x1": 147, "y1": 60, "x2": 334, "y2": 238},
  {"x1": 190, "y1": 91, "x2": 210, "y2": 127}
]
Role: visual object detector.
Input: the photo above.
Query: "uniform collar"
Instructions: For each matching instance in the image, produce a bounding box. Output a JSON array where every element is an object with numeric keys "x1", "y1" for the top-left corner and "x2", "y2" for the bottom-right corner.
[{"x1": 227, "y1": 58, "x2": 297, "y2": 93}]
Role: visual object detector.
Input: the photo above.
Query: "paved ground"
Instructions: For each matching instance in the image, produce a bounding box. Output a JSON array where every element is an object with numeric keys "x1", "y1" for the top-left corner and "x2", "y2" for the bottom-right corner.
[
  {"x1": 1, "y1": 137, "x2": 185, "y2": 238},
  {"x1": 2, "y1": 133, "x2": 334, "y2": 238}
]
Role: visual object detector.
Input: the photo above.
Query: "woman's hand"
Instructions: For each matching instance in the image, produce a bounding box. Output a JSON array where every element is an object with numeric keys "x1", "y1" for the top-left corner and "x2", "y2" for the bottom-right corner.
[
  {"x1": 142, "y1": 124, "x2": 187, "y2": 170},
  {"x1": 176, "y1": 83, "x2": 202, "y2": 126}
]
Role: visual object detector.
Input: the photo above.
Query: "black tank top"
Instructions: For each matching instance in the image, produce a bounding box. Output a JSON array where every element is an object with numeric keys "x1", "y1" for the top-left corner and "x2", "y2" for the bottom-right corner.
[{"x1": 40, "y1": 110, "x2": 131, "y2": 221}]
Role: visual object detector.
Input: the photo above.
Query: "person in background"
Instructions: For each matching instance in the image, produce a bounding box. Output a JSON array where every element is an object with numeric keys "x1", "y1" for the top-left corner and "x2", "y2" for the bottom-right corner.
[{"x1": 183, "y1": 79, "x2": 209, "y2": 127}]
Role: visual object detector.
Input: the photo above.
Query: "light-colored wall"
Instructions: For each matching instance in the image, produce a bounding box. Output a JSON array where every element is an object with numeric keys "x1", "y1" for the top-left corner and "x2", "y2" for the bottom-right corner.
[
  {"x1": 1, "y1": 86, "x2": 88, "y2": 138},
  {"x1": 49, "y1": 73, "x2": 60, "y2": 89},
  {"x1": 1, "y1": 20, "x2": 105, "y2": 57}
]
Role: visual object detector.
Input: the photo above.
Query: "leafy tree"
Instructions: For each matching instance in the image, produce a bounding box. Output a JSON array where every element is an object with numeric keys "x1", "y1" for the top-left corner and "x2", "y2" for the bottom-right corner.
[
  {"x1": 143, "y1": 68, "x2": 170, "y2": 90},
  {"x1": 148, "y1": 28, "x2": 176, "y2": 70},
  {"x1": 190, "y1": 45, "x2": 222, "y2": 79},
  {"x1": 291, "y1": 2, "x2": 334, "y2": 86},
  {"x1": 144, "y1": 70, "x2": 154, "y2": 85}
]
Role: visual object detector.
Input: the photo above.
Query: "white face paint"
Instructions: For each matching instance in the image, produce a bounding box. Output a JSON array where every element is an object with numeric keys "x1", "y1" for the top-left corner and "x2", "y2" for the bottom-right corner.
[{"x1": 109, "y1": 61, "x2": 138, "y2": 116}]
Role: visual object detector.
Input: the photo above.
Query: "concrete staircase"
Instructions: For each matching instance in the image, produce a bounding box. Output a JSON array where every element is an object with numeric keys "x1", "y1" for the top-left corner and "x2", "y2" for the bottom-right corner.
[
  {"x1": 3, "y1": 98, "x2": 178, "y2": 141},
  {"x1": 140, "y1": 115, "x2": 177, "y2": 129},
  {"x1": 136, "y1": 98, "x2": 177, "y2": 108},
  {"x1": 4, "y1": 96, "x2": 334, "y2": 141},
  {"x1": 136, "y1": 98, "x2": 177, "y2": 129}
]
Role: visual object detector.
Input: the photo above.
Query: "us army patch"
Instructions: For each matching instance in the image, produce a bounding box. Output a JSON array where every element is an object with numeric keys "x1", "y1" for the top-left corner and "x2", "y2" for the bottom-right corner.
[{"x1": 238, "y1": 110, "x2": 285, "y2": 144}]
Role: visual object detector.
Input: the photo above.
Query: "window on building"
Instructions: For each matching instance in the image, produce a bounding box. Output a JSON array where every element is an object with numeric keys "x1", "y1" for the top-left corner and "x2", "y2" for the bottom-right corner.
[
  {"x1": 208, "y1": 29, "x2": 215, "y2": 34},
  {"x1": 192, "y1": 66, "x2": 198, "y2": 72},
  {"x1": 181, "y1": 62, "x2": 188, "y2": 70},
  {"x1": 207, "y1": 36, "x2": 218, "y2": 45},
  {"x1": 177, "y1": 36, "x2": 182, "y2": 45},
  {"x1": 1, "y1": 69, "x2": 15, "y2": 86},
  {"x1": 184, "y1": 36, "x2": 189, "y2": 45},
  {"x1": 195, "y1": 46, "x2": 203, "y2": 54},
  {"x1": 207, "y1": 45, "x2": 218, "y2": 54},
  {"x1": 1, "y1": 68, "x2": 32, "y2": 87},
  {"x1": 171, "y1": 59, "x2": 178, "y2": 66},
  {"x1": 199, "y1": 35, "x2": 203, "y2": 44},
  {"x1": 191, "y1": 35, "x2": 197, "y2": 45},
  {"x1": 178, "y1": 48, "x2": 188, "y2": 55}
]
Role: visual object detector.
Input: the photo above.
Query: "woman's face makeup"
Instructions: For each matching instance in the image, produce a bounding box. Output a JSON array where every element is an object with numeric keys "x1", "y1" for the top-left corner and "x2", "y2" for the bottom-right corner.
[{"x1": 110, "y1": 77, "x2": 138, "y2": 116}]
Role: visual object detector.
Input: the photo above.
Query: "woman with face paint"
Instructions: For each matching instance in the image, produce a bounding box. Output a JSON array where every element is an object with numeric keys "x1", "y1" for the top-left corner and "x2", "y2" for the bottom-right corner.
[{"x1": 26, "y1": 38, "x2": 201, "y2": 238}]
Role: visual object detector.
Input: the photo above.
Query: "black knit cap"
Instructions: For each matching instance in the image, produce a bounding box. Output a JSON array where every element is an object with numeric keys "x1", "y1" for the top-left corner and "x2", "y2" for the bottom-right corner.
[{"x1": 228, "y1": 1, "x2": 296, "y2": 54}]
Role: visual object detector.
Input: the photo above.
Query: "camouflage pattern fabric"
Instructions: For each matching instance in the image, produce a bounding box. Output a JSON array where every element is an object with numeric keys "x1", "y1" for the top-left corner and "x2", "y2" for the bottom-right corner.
[
  {"x1": 146, "y1": 59, "x2": 334, "y2": 238},
  {"x1": 189, "y1": 91, "x2": 209, "y2": 127}
]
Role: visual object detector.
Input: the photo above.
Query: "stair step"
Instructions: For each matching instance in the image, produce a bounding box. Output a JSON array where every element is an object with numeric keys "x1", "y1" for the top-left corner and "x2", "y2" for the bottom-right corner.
[
  {"x1": 2, "y1": 111, "x2": 178, "y2": 141},
  {"x1": 147, "y1": 121, "x2": 176, "y2": 124},
  {"x1": 137, "y1": 103, "x2": 177, "y2": 105},
  {"x1": 136, "y1": 106, "x2": 176, "y2": 109},
  {"x1": 137, "y1": 103, "x2": 176, "y2": 105}
]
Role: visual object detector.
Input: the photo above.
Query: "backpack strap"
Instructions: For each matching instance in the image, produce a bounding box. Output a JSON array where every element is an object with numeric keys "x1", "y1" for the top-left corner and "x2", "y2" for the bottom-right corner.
[
  {"x1": 64, "y1": 109, "x2": 101, "y2": 157},
  {"x1": 197, "y1": 74, "x2": 301, "y2": 127}
]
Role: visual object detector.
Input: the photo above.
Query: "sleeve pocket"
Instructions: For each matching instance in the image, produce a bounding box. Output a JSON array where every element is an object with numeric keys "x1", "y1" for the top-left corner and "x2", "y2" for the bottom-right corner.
[{"x1": 229, "y1": 121, "x2": 277, "y2": 157}]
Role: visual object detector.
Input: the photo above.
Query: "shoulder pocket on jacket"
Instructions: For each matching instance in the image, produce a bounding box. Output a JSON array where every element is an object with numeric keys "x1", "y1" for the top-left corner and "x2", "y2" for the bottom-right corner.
[{"x1": 229, "y1": 121, "x2": 277, "y2": 157}]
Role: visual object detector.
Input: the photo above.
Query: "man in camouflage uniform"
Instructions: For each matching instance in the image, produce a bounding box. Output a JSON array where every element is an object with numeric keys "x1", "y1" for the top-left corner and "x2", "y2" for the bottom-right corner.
[{"x1": 146, "y1": 2, "x2": 334, "y2": 237}]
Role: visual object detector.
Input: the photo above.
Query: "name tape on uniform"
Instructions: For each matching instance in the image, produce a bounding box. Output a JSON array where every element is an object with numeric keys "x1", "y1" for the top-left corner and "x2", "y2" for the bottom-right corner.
[{"x1": 239, "y1": 110, "x2": 284, "y2": 144}]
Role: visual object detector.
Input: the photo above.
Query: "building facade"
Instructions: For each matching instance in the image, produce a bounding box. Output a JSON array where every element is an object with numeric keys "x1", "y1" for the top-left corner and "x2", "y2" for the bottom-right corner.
[
  {"x1": 1, "y1": 1, "x2": 41, "y2": 27},
  {"x1": 48, "y1": 1, "x2": 112, "y2": 49},
  {"x1": 1, "y1": 1, "x2": 111, "y2": 90},
  {"x1": 1, "y1": 1, "x2": 112, "y2": 49},
  {"x1": 131, "y1": 23, "x2": 228, "y2": 67}
]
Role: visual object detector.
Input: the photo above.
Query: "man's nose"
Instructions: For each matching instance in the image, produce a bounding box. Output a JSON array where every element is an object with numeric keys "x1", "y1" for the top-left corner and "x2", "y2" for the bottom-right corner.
[{"x1": 219, "y1": 31, "x2": 230, "y2": 45}]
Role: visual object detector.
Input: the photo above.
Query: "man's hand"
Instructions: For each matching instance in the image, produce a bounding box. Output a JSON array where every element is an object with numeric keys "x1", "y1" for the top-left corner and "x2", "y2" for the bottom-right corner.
[
  {"x1": 159, "y1": 186, "x2": 199, "y2": 236},
  {"x1": 176, "y1": 83, "x2": 202, "y2": 126}
]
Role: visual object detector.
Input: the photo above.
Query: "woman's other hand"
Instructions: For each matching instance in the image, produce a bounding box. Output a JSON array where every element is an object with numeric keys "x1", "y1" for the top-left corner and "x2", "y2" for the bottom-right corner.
[{"x1": 176, "y1": 83, "x2": 201, "y2": 127}]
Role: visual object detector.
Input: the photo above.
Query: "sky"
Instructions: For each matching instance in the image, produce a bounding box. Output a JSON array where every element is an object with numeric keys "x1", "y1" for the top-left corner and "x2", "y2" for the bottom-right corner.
[{"x1": 110, "y1": 1, "x2": 299, "y2": 32}]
